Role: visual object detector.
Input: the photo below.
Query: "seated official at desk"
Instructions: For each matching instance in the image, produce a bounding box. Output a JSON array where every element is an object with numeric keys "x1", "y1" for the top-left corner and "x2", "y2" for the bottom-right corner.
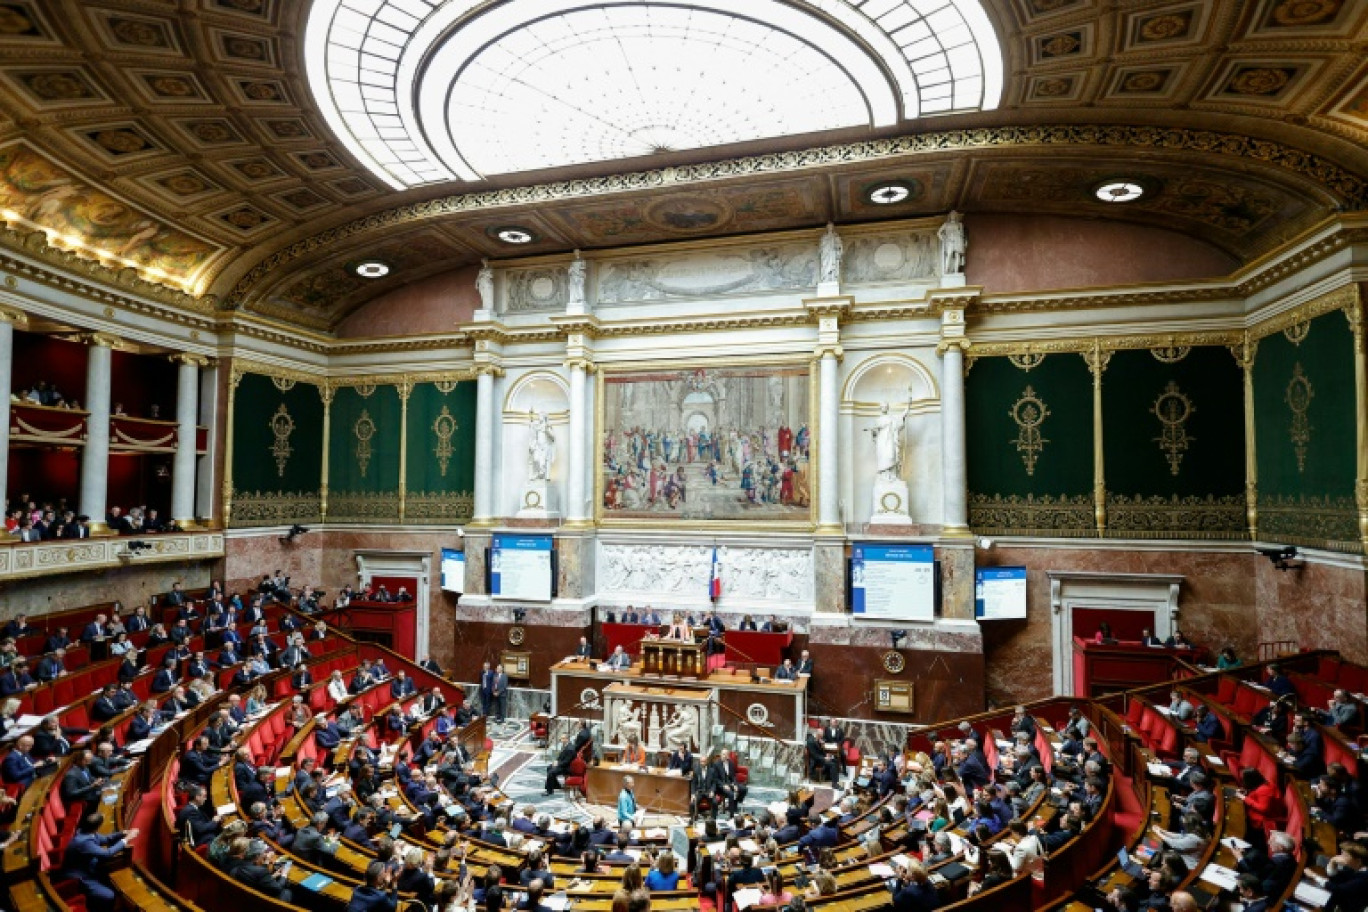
[
  {"x1": 573, "y1": 637, "x2": 592, "y2": 659},
  {"x1": 665, "y1": 613, "x2": 692, "y2": 641},
  {"x1": 621, "y1": 735, "x2": 646, "y2": 766},
  {"x1": 603, "y1": 645, "x2": 632, "y2": 671},
  {"x1": 774, "y1": 659, "x2": 798, "y2": 681}
]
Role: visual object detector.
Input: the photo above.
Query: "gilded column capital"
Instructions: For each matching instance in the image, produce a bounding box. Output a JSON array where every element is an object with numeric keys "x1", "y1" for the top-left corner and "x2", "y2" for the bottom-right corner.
[
  {"x1": 319, "y1": 381, "x2": 336, "y2": 406},
  {"x1": 169, "y1": 353, "x2": 210, "y2": 368},
  {"x1": 564, "y1": 357, "x2": 596, "y2": 373},
  {"x1": 936, "y1": 338, "x2": 971, "y2": 356},
  {"x1": 813, "y1": 342, "x2": 844, "y2": 360},
  {"x1": 474, "y1": 363, "x2": 505, "y2": 379},
  {"x1": 1083, "y1": 343, "x2": 1112, "y2": 379},
  {"x1": 78, "y1": 332, "x2": 124, "y2": 350}
]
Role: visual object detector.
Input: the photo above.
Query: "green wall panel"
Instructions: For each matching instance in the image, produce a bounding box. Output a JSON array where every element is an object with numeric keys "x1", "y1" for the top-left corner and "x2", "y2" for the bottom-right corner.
[
  {"x1": 1255, "y1": 309, "x2": 1357, "y2": 549},
  {"x1": 229, "y1": 372, "x2": 323, "y2": 527},
  {"x1": 328, "y1": 384, "x2": 401, "y2": 522},
  {"x1": 1103, "y1": 346, "x2": 1245, "y2": 538},
  {"x1": 967, "y1": 353, "x2": 1094, "y2": 535},
  {"x1": 406, "y1": 381, "x2": 476, "y2": 524}
]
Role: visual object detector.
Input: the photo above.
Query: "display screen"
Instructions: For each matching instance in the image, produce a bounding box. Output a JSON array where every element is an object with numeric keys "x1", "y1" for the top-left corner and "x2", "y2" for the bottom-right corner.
[
  {"x1": 850, "y1": 543, "x2": 935, "y2": 621},
  {"x1": 975, "y1": 566, "x2": 1027, "y2": 619},
  {"x1": 440, "y1": 548, "x2": 465, "y2": 594},
  {"x1": 491, "y1": 534, "x2": 554, "y2": 601}
]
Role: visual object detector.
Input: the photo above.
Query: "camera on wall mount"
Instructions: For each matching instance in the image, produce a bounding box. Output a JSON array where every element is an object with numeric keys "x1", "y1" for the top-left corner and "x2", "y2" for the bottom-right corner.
[
  {"x1": 126, "y1": 540, "x2": 154, "y2": 554},
  {"x1": 512, "y1": 608, "x2": 527, "y2": 623},
  {"x1": 1258, "y1": 545, "x2": 1302, "y2": 572},
  {"x1": 889, "y1": 629, "x2": 908, "y2": 650},
  {"x1": 280, "y1": 524, "x2": 310, "y2": 543}
]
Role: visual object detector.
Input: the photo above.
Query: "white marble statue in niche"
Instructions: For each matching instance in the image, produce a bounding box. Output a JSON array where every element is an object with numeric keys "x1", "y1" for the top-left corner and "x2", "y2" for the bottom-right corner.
[
  {"x1": 567, "y1": 250, "x2": 587, "y2": 306},
  {"x1": 528, "y1": 411, "x2": 555, "y2": 481},
  {"x1": 476, "y1": 258, "x2": 494, "y2": 311},
  {"x1": 939, "y1": 211, "x2": 966, "y2": 275},
  {"x1": 660, "y1": 704, "x2": 699, "y2": 751},
  {"x1": 615, "y1": 701, "x2": 643, "y2": 745},
  {"x1": 818, "y1": 223, "x2": 843, "y2": 285},
  {"x1": 868, "y1": 399, "x2": 911, "y2": 480}
]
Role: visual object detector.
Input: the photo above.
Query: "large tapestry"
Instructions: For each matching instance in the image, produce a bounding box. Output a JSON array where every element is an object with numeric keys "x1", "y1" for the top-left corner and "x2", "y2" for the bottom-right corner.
[{"x1": 600, "y1": 365, "x2": 811, "y2": 522}]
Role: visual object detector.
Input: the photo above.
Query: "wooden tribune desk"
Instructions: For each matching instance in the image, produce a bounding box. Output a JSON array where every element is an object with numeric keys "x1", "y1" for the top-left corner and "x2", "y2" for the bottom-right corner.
[
  {"x1": 585, "y1": 765, "x2": 692, "y2": 816},
  {"x1": 639, "y1": 637, "x2": 706, "y2": 677}
]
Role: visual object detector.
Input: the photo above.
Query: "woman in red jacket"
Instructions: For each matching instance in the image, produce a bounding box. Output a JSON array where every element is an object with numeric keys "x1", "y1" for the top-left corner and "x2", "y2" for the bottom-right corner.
[{"x1": 1237, "y1": 766, "x2": 1286, "y2": 838}]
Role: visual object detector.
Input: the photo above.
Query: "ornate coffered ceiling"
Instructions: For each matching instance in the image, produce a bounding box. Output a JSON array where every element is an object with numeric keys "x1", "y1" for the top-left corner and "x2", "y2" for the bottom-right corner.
[{"x1": 0, "y1": 0, "x2": 1365, "y2": 331}]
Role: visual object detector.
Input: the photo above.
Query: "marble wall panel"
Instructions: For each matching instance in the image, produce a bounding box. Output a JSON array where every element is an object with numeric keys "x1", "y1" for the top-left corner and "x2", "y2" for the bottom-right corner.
[
  {"x1": 222, "y1": 532, "x2": 323, "y2": 595},
  {"x1": 1255, "y1": 557, "x2": 1368, "y2": 663},
  {"x1": 335, "y1": 265, "x2": 479, "y2": 338},
  {"x1": 0, "y1": 557, "x2": 213, "y2": 621}
]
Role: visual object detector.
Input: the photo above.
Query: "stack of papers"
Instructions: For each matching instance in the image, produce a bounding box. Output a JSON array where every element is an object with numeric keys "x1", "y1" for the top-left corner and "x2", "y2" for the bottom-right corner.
[
  {"x1": 1294, "y1": 881, "x2": 1331, "y2": 906},
  {"x1": 868, "y1": 863, "x2": 895, "y2": 879},
  {"x1": 300, "y1": 873, "x2": 334, "y2": 891},
  {"x1": 216, "y1": 802, "x2": 237, "y2": 817},
  {"x1": 732, "y1": 889, "x2": 763, "y2": 910},
  {"x1": 1198, "y1": 864, "x2": 1239, "y2": 891},
  {"x1": 1147, "y1": 762, "x2": 1173, "y2": 777}
]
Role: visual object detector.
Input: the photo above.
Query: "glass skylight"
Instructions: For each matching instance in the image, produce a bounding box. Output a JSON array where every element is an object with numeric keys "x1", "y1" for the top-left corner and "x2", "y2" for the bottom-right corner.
[{"x1": 305, "y1": 0, "x2": 1004, "y2": 189}]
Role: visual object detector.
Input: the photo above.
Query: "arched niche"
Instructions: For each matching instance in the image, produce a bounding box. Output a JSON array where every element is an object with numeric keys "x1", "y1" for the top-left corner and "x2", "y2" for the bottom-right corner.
[
  {"x1": 500, "y1": 371, "x2": 570, "y2": 517},
  {"x1": 840, "y1": 353, "x2": 942, "y2": 526}
]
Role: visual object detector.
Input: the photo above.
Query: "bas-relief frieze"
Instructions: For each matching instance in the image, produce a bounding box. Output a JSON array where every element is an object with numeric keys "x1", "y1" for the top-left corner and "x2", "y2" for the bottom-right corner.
[
  {"x1": 596, "y1": 543, "x2": 813, "y2": 606},
  {"x1": 503, "y1": 266, "x2": 568, "y2": 313},
  {"x1": 840, "y1": 230, "x2": 942, "y2": 285},
  {"x1": 595, "y1": 243, "x2": 816, "y2": 304}
]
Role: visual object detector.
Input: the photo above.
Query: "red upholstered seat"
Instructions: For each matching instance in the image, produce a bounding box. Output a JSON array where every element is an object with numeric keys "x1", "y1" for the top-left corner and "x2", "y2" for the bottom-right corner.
[{"x1": 564, "y1": 757, "x2": 588, "y2": 796}]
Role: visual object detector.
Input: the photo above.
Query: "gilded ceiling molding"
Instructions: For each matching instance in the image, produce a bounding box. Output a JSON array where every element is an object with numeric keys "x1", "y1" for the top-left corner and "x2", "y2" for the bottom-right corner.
[
  {"x1": 1248, "y1": 283, "x2": 1361, "y2": 341},
  {"x1": 228, "y1": 358, "x2": 326, "y2": 388},
  {"x1": 963, "y1": 330, "x2": 1244, "y2": 368},
  {"x1": 224, "y1": 124, "x2": 1368, "y2": 308},
  {"x1": 0, "y1": 252, "x2": 219, "y2": 329}
]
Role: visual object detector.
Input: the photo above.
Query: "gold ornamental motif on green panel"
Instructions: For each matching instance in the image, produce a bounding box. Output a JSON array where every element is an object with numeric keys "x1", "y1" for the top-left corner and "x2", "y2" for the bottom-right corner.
[
  {"x1": 328, "y1": 491, "x2": 399, "y2": 522},
  {"x1": 230, "y1": 491, "x2": 322, "y2": 526},
  {"x1": 354, "y1": 409, "x2": 376, "y2": 477},
  {"x1": 269, "y1": 404, "x2": 294, "y2": 477},
  {"x1": 1010, "y1": 386, "x2": 1050, "y2": 476},
  {"x1": 1285, "y1": 363, "x2": 1314, "y2": 473},
  {"x1": 406, "y1": 491, "x2": 474, "y2": 523},
  {"x1": 1259, "y1": 494, "x2": 1357, "y2": 551},
  {"x1": 433, "y1": 405, "x2": 458, "y2": 477},
  {"x1": 1151, "y1": 381, "x2": 1195, "y2": 476}
]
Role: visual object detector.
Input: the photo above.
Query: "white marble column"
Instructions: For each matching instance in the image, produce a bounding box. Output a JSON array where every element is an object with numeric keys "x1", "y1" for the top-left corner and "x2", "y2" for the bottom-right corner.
[
  {"x1": 170, "y1": 355, "x2": 201, "y2": 525},
  {"x1": 79, "y1": 335, "x2": 114, "y2": 529},
  {"x1": 0, "y1": 310, "x2": 19, "y2": 514},
  {"x1": 940, "y1": 343, "x2": 969, "y2": 533},
  {"x1": 472, "y1": 366, "x2": 498, "y2": 524},
  {"x1": 566, "y1": 360, "x2": 588, "y2": 523},
  {"x1": 817, "y1": 351, "x2": 840, "y2": 531}
]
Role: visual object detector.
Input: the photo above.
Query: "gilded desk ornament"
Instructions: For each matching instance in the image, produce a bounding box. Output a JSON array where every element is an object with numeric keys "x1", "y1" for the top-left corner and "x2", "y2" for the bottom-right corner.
[
  {"x1": 269, "y1": 404, "x2": 294, "y2": 477},
  {"x1": 354, "y1": 409, "x2": 376, "y2": 477},
  {"x1": 1010, "y1": 386, "x2": 1050, "y2": 476},
  {"x1": 1151, "y1": 381, "x2": 1195, "y2": 476},
  {"x1": 1285, "y1": 363, "x2": 1314, "y2": 473}
]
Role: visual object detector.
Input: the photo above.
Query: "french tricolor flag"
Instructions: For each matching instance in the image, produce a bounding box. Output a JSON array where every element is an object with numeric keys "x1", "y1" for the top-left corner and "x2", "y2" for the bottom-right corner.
[{"x1": 710, "y1": 547, "x2": 722, "y2": 601}]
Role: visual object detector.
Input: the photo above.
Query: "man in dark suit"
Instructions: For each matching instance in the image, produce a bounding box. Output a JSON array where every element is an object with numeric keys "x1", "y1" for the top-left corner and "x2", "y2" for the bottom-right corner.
[
  {"x1": 349, "y1": 862, "x2": 399, "y2": 912},
  {"x1": 797, "y1": 813, "x2": 839, "y2": 849},
  {"x1": 175, "y1": 785, "x2": 220, "y2": 847},
  {"x1": 739, "y1": 615, "x2": 758, "y2": 631},
  {"x1": 150, "y1": 656, "x2": 179, "y2": 693},
  {"x1": 706, "y1": 752, "x2": 746, "y2": 815},
  {"x1": 389, "y1": 670, "x2": 417, "y2": 700},
  {"x1": 1, "y1": 613, "x2": 31, "y2": 639},
  {"x1": 1191, "y1": 704, "x2": 1224, "y2": 743},
  {"x1": 491, "y1": 666, "x2": 509, "y2": 723},
  {"x1": 235, "y1": 842, "x2": 293, "y2": 902},
  {"x1": 44, "y1": 626, "x2": 72, "y2": 653},
  {"x1": 667, "y1": 744, "x2": 694, "y2": 777},
  {"x1": 62, "y1": 813, "x2": 134, "y2": 912},
  {"x1": 774, "y1": 659, "x2": 797, "y2": 681},
  {"x1": 545, "y1": 734, "x2": 578, "y2": 795},
  {"x1": 0, "y1": 659, "x2": 36, "y2": 695},
  {"x1": 164, "y1": 582, "x2": 186, "y2": 608},
  {"x1": 573, "y1": 636, "x2": 593, "y2": 658},
  {"x1": 91, "y1": 685, "x2": 123, "y2": 723},
  {"x1": 621, "y1": 606, "x2": 640, "y2": 624},
  {"x1": 796, "y1": 650, "x2": 814, "y2": 675},
  {"x1": 61, "y1": 750, "x2": 107, "y2": 805},
  {"x1": 807, "y1": 731, "x2": 839, "y2": 785},
  {"x1": 123, "y1": 606, "x2": 148, "y2": 633},
  {"x1": 35, "y1": 649, "x2": 66, "y2": 683},
  {"x1": 955, "y1": 744, "x2": 991, "y2": 794},
  {"x1": 180, "y1": 736, "x2": 221, "y2": 787},
  {"x1": 2, "y1": 735, "x2": 50, "y2": 786},
  {"x1": 705, "y1": 610, "x2": 725, "y2": 635}
]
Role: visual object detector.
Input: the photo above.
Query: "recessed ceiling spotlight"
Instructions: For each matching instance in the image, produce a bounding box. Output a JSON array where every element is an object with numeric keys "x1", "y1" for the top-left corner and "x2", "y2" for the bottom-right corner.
[
  {"x1": 353, "y1": 260, "x2": 391, "y2": 278},
  {"x1": 495, "y1": 227, "x2": 535, "y2": 244},
  {"x1": 864, "y1": 180, "x2": 917, "y2": 206},
  {"x1": 1094, "y1": 180, "x2": 1146, "y2": 203}
]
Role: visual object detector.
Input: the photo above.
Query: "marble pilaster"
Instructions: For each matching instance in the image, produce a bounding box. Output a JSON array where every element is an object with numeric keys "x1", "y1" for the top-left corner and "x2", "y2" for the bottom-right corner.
[
  {"x1": 937, "y1": 542, "x2": 975, "y2": 620},
  {"x1": 939, "y1": 343, "x2": 968, "y2": 534},
  {"x1": 566, "y1": 361, "x2": 588, "y2": 523},
  {"x1": 472, "y1": 366, "x2": 499, "y2": 524},
  {"x1": 555, "y1": 531, "x2": 594, "y2": 601},
  {"x1": 812, "y1": 539, "x2": 847, "y2": 613},
  {"x1": 79, "y1": 335, "x2": 114, "y2": 530},
  {"x1": 818, "y1": 352, "x2": 840, "y2": 530}
]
